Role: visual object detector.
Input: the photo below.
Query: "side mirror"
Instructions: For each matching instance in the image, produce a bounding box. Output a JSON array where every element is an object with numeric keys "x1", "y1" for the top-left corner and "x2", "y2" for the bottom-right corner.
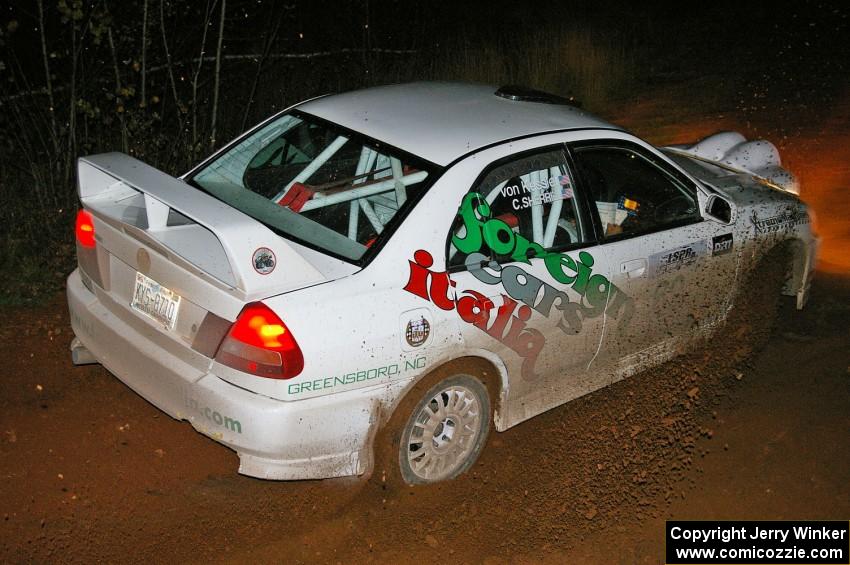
[{"x1": 705, "y1": 195, "x2": 732, "y2": 224}]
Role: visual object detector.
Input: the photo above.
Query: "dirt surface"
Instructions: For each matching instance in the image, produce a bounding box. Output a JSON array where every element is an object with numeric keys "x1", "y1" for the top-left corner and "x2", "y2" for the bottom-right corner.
[
  {"x1": 1, "y1": 274, "x2": 848, "y2": 565},
  {"x1": 2, "y1": 97, "x2": 850, "y2": 563}
]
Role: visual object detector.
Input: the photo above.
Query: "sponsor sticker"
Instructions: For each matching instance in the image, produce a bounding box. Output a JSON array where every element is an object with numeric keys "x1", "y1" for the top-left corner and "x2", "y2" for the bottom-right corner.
[
  {"x1": 405, "y1": 316, "x2": 430, "y2": 347},
  {"x1": 712, "y1": 233, "x2": 734, "y2": 256},
  {"x1": 400, "y1": 308, "x2": 434, "y2": 351},
  {"x1": 403, "y1": 191, "x2": 635, "y2": 381},
  {"x1": 286, "y1": 356, "x2": 427, "y2": 395},
  {"x1": 252, "y1": 247, "x2": 276, "y2": 275},
  {"x1": 750, "y1": 207, "x2": 810, "y2": 235},
  {"x1": 649, "y1": 241, "x2": 708, "y2": 276}
]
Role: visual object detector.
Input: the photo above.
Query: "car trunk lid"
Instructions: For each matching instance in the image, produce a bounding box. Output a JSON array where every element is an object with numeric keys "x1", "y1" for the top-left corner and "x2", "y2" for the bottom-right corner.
[
  {"x1": 75, "y1": 153, "x2": 336, "y2": 373},
  {"x1": 79, "y1": 153, "x2": 328, "y2": 303}
]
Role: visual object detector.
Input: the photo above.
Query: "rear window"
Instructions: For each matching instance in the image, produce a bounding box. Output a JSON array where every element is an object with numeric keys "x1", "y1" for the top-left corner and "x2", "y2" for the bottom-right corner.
[{"x1": 190, "y1": 111, "x2": 437, "y2": 263}]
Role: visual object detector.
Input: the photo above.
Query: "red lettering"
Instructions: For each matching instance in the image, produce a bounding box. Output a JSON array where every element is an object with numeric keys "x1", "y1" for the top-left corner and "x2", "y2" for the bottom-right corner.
[
  {"x1": 403, "y1": 251, "x2": 546, "y2": 381},
  {"x1": 428, "y1": 271, "x2": 457, "y2": 311},
  {"x1": 456, "y1": 290, "x2": 493, "y2": 326},
  {"x1": 502, "y1": 304, "x2": 532, "y2": 344},
  {"x1": 402, "y1": 249, "x2": 434, "y2": 300},
  {"x1": 511, "y1": 328, "x2": 545, "y2": 381},
  {"x1": 486, "y1": 295, "x2": 517, "y2": 339}
]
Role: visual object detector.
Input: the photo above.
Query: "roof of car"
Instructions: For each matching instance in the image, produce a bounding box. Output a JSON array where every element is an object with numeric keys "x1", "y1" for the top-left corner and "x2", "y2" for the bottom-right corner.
[{"x1": 297, "y1": 82, "x2": 621, "y2": 166}]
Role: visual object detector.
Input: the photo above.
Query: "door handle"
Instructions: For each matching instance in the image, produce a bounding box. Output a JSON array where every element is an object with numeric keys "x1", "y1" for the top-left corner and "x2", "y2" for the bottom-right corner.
[{"x1": 620, "y1": 258, "x2": 647, "y2": 279}]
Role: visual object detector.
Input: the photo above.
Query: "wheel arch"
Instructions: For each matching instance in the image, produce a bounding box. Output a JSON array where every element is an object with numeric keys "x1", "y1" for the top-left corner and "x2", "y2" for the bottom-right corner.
[
  {"x1": 382, "y1": 352, "x2": 510, "y2": 432},
  {"x1": 780, "y1": 237, "x2": 814, "y2": 308},
  {"x1": 367, "y1": 352, "x2": 510, "y2": 481}
]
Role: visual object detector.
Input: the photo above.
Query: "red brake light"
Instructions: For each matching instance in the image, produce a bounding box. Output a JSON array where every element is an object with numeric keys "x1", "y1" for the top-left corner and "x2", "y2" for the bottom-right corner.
[
  {"x1": 215, "y1": 303, "x2": 304, "y2": 379},
  {"x1": 75, "y1": 209, "x2": 96, "y2": 248}
]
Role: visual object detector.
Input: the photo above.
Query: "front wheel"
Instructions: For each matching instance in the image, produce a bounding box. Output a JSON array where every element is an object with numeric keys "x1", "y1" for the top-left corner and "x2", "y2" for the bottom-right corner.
[{"x1": 398, "y1": 374, "x2": 490, "y2": 485}]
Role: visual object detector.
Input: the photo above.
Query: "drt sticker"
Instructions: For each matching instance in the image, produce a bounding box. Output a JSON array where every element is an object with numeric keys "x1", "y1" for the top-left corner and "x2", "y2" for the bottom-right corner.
[{"x1": 712, "y1": 233, "x2": 733, "y2": 256}]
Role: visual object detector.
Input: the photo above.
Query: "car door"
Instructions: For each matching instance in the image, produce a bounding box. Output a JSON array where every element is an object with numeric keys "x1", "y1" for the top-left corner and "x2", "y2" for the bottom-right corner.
[
  {"x1": 445, "y1": 145, "x2": 619, "y2": 422},
  {"x1": 568, "y1": 140, "x2": 738, "y2": 379}
]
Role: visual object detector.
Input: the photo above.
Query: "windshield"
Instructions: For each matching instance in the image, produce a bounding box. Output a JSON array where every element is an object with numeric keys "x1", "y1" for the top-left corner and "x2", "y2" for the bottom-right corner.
[{"x1": 190, "y1": 111, "x2": 437, "y2": 262}]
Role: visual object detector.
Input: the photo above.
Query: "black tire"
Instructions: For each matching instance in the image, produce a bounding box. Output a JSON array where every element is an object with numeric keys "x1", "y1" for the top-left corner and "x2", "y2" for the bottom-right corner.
[{"x1": 397, "y1": 374, "x2": 490, "y2": 485}]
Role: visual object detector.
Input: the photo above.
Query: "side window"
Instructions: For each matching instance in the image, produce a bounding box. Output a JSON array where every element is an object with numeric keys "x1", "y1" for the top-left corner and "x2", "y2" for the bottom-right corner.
[
  {"x1": 448, "y1": 149, "x2": 589, "y2": 268},
  {"x1": 572, "y1": 145, "x2": 700, "y2": 238}
]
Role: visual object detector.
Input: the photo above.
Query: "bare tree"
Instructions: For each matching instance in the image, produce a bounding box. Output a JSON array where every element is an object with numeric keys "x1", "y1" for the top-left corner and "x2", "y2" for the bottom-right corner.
[
  {"x1": 209, "y1": 0, "x2": 226, "y2": 150},
  {"x1": 107, "y1": 26, "x2": 129, "y2": 153},
  {"x1": 36, "y1": 0, "x2": 58, "y2": 153},
  {"x1": 241, "y1": 9, "x2": 282, "y2": 131},
  {"x1": 140, "y1": 0, "x2": 148, "y2": 107},
  {"x1": 159, "y1": 0, "x2": 182, "y2": 121},
  {"x1": 64, "y1": 14, "x2": 78, "y2": 183},
  {"x1": 191, "y1": 0, "x2": 218, "y2": 156}
]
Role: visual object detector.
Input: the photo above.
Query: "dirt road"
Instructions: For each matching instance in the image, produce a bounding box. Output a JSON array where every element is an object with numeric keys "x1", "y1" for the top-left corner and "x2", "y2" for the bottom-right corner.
[
  {"x1": 1, "y1": 274, "x2": 848, "y2": 564},
  {"x1": 2, "y1": 97, "x2": 849, "y2": 563}
]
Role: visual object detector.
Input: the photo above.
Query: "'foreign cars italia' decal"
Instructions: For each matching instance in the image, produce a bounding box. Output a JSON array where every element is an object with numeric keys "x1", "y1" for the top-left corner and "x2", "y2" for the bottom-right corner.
[{"x1": 403, "y1": 192, "x2": 634, "y2": 381}]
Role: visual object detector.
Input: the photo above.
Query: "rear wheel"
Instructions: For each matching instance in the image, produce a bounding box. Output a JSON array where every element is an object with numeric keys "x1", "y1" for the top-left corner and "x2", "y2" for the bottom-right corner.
[{"x1": 398, "y1": 375, "x2": 490, "y2": 485}]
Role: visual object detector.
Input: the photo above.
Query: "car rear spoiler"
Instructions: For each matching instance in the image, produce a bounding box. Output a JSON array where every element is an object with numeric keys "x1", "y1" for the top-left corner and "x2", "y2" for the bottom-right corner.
[{"x1": 77, "y1": 152, "x2": 325, "y2": 301}]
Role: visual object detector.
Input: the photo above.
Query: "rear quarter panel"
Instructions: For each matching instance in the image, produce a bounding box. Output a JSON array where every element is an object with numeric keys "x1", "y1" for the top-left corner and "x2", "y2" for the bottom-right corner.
[{"x1": 210, "y1": 161, "x2": 484, "y2": 404}]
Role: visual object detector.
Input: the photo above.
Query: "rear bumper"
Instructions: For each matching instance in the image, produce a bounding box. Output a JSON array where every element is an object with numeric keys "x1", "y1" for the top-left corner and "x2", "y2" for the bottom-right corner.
[{"x1": 67, "y1": 268, "x2": 379, "y2": 480}]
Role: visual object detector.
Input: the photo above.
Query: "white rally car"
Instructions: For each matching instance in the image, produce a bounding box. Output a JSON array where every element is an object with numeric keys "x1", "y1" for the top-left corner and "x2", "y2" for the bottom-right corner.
[{"x1": 67, "y1": 82, "x2": 817, "y2": 484}]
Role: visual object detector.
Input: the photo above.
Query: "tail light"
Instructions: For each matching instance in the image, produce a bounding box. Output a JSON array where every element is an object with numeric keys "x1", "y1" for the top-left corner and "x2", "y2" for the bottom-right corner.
[
  {"x1": 75, "y1": 209, "x2": 96, "y2": 248},
  {"x1": 215, "y1": 303, "x2": 304, "y2": 379}
]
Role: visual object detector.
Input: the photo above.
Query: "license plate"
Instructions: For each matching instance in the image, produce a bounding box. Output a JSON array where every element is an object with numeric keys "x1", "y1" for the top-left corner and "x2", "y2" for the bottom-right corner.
[{"x1": 131, "y1": 272, "x2": 182, "y2": 331}]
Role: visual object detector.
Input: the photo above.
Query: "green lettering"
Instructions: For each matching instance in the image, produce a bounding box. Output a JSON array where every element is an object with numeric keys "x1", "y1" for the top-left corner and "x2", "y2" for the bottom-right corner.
[
  {"x1": 545, "y1": 253, "x2": 578, "y2": 285},
  {"x1": 224, "y1": 417, "x2": 242, "y2": 434},
  {"x1": 606, "y1": 284, "x2": 635, "y2": 327},
  {"x1": 510, "y1": 235, "x2": 545, "y2": 264},
  {"x1": 452, "y1": 193, "x2": 490, "y2": 254},
  {"x1": 571, "y1": 251, "x2": 595, "y2": 295},
  {"x1": 482, "y1": 218, "x2": 515, "y2": 255},
  {"x1": 581, "y1": 273, "x2": 610, "y2": 318}
]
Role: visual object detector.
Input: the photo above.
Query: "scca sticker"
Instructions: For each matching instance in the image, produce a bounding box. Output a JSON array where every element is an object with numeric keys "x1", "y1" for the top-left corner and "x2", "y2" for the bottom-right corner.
[
  {"x1": 252, "y1": 247, "x2": 276, "y2": 275},
  {"x1": 400, "y1": 308, "x2": 434, "y2": 351},
  {"x1": 405, "y1": 317, "x2": 430, "y2": 347}
]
